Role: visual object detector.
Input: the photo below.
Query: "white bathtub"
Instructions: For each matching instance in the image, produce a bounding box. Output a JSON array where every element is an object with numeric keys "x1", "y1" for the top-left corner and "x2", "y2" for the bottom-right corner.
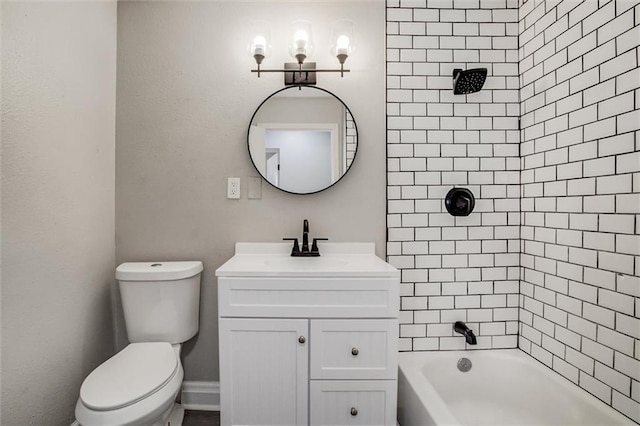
[{"x1": 398, "y1": 349, "x2": 634, "y2": 426}]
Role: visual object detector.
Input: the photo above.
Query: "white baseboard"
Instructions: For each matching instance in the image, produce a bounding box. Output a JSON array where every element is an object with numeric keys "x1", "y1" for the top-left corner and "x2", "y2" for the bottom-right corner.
[{"x1": 181, "y1": 380, "x2": 220, "y2": 411}]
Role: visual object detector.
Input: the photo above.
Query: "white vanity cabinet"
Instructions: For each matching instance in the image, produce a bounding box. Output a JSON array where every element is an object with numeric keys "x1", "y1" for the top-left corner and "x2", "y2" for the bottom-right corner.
[{"x1": 216, "y1": 243, "x2": 400, "y2": 426}]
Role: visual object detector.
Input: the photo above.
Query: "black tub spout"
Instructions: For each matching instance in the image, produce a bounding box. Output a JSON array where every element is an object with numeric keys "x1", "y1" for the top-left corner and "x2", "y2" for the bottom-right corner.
[{"x1": 454, "y1": 321, "x2": 477, "y2": 345}]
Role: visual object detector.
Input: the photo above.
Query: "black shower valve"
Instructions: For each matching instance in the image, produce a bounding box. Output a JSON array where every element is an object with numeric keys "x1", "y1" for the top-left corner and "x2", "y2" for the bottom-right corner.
[{"x1": 445, "y1": 187, "x2": 475, "y2": 217}]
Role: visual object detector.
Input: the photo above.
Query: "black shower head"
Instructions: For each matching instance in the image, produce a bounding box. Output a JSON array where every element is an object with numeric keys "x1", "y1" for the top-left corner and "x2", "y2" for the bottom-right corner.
[{"x1": 453, "y1": 68, "x2": 487, "y2": 95}]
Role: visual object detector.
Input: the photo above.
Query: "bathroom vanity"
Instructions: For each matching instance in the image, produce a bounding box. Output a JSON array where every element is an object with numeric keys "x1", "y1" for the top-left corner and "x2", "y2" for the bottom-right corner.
[{"x1": 216, "y1": 243, "x2": 400, "y2": 426}]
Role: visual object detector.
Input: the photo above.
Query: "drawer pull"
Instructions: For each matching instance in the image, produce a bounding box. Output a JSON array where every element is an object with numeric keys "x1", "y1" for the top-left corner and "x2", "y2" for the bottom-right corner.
[
  {"x1": 298, "y1": 336, "x2": 306, "y2": 344},
  {"x1": 350, "y1": 407, "x2": 358, "y2": 416},
  {"x1": 351, "y1": 347, "x2": 359, "y2": 356}
]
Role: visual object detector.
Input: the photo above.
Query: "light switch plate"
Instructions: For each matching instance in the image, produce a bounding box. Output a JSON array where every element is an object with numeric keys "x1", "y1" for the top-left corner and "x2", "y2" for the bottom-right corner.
[
  {"x1": 248, "y1": 177, "x2": 262, "y2": 199},
  {"x1": 227, "y1": 177, "x2": 240, "y2": 199}
]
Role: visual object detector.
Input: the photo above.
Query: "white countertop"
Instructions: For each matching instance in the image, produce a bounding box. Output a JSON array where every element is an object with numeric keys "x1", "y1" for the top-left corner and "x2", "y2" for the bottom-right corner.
[{"x1": 215, "y1": 242, "x2": 399, "y2": 278}]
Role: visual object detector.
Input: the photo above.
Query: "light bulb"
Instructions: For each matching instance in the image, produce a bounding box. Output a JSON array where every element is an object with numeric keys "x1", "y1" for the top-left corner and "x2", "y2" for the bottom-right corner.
[
  {"x1": 288, "y1": 21, "x2": 313, "y2": 63},
  {"x1": 294, "y1": 30, "x2": 309, "y2": 55},
  {"x1": 336, "y1": 35, "x2": 350, "y2": 56},
  {"x1": 331, "y1": 19, "x2": 354, "y2": 65},
  {"x1": 252, "y1": 35, "x2": 266, "y2": 56}
]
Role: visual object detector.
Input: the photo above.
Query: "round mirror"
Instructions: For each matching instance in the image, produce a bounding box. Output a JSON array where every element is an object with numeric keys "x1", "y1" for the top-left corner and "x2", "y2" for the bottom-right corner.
[{"x1": 247, "y1": 86, "x2": 358, "y2": 195}]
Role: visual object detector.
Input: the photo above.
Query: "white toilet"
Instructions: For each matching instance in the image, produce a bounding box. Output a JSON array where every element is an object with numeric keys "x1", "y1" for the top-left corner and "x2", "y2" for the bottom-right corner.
[{"x1": 75, "y1": 261, "x2": 203, "y2": 426}]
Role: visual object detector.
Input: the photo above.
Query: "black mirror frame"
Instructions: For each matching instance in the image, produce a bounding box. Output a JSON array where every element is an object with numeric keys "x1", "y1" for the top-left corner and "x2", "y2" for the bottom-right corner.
[{"x1": 247, "y1": 85, "x2": 359, "y2": 195}]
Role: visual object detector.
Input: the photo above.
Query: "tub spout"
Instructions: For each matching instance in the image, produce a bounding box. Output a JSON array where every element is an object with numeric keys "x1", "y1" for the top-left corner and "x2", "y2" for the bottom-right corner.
[{"x1": 454, "y1": 321, "x2": 477, "y2": 345}]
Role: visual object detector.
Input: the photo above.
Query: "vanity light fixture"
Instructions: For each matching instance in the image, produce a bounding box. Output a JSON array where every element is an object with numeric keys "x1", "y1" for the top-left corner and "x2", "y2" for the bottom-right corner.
[{"x1": 250, "y1": 19, "x2": 354, "y2": 85}]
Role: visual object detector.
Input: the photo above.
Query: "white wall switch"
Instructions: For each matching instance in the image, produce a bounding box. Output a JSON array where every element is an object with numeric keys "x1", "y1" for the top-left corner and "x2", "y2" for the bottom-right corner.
[
  {"x1": 227, "y1": 177, "x2": 240, "y2": 199},
  {"x1": 248, "y1": 177, "x2": 262, "y2": 199}
]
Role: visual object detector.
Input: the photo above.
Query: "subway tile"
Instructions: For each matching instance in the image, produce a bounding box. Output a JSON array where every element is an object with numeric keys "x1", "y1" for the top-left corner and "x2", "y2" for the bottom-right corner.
[
  {"x1": 568, "y1": 0, "x2": 598, "y2": 27},
  {"x1": 599, "y1": 288, "x2": 635, "y2": 316},
  {"x1": 616, "y1": 234, "x2": 640, "y2": 256},
  {"x1": 583, "y1": 79, "x2": 615, "y2": 106},
  {"x1": 580, "y1": 372, "x2": 613, "y2": 404},
  {"x1": 583, "y1": 337, "x2": 615, "y2": 367},
  {"x1": 426, "y1": 22, "x2": 453, "y2": 35},
  {"x1": 617, "y1": 110, "x2": 640, "y2": 134},
  {"x1": 598, "y1": 251, "x2": 635, "y2": 275},
  {"x1": 413, "y1": 9, "x2": 440, "y2": 22},
  {"x1": 598, "y1": 92, "x2": 635, "y2": 120},
  {"x1": 616, "y1": 25, "x2": 640, "y2": 56},
  {"x1": 555, "y1": 23, "x2": 582, "y2": 51},
  {"x1": 615, "y1": 313, "x2": 640, "y2": 340},
  {"x1": 599, "y1": 9, "x2": 635, "y2": 46},
  {"x1": 600, "y1": 49, "x2": 637, "y2": 81},
  {"x1": 614, "y1": 352, "x2": 640, "y2": 382},
  {"x1": 569, "y1": 104, "x2": 598, "y2": 128},
  {"x1": 597, "y1": 325, "x2": 635, "y2": 357},
  {"x1": 599, "y1": 214, "x2": 635, "y2": 234},
  {"x1": 584, "y1": 117, "x2": 616, "y2": 142},
  {"x1": 597, "y1": 174, "x2": 633, "y2": 195},
  {"x1": 569, "y1": 32, "x2": 598, "y2": 62},
  {"x1": 582, "y1": 2, "x2": 615, "y2": 36},
  {"x1": 566, "y1": 346, "x2": 595, "y2": 374},
  {"x1": 554, "y1": 355, "x2": 580, "y2": 383},
  {"x1": 612, "y1": 392, "x2": 640, "y2": 424}
]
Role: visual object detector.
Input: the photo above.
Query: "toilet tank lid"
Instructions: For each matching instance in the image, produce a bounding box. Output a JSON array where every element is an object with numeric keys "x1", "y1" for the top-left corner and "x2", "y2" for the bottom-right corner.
[{"x1": 116, "y1": 261, "x2": 203, "y2": 281}]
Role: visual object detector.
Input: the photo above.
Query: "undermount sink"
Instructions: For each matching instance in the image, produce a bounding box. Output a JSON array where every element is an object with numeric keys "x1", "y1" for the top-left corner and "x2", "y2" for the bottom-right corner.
[{"x1": 216, "y1": 242, "x2": 399, "y2": 278}]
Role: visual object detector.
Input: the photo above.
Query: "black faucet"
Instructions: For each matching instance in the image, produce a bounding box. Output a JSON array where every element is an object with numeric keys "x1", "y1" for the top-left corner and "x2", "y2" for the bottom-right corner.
[
  {"x1": 454, "y1": 321, "x2": 477, "y2": 345},
  {"x1": 283, "y1": 219, "x2": 328, "y2": 257},
  {"x1": 302, "y1": 219, "x2": 310, "y2": 253}
]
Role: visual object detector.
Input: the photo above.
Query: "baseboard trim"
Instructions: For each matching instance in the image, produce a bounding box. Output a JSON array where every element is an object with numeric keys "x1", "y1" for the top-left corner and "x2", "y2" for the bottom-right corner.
[{"x1": 181, "y1": 380, "x2": 220, "y2": 411}]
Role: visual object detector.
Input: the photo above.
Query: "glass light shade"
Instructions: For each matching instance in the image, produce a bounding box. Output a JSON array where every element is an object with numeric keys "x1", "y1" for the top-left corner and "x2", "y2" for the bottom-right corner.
[
  {"x1": 288, "y1": 20, "x2": 314, "y2": 63},
  {"x1": 248, "y1": 21, "x2": 271, "y2": 63},
  {"x1": 330, "y1": 20, "x2": 355, "y2": 62}
]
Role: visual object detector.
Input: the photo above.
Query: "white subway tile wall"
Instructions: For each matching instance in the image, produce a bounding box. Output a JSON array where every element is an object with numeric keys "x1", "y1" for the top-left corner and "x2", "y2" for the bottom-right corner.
[
  {"x1": 519, "y1": 0, "x2": 640, "y2": 422},
  {"x1": 386, "y1": 0, "x2": 521, "y2": 352},
  {"x1": 387, "y1": 0, "x2": 640, "y2": 421},
  {"x1": 346, "y1": 110, "x2": 357, "y2": 168}
]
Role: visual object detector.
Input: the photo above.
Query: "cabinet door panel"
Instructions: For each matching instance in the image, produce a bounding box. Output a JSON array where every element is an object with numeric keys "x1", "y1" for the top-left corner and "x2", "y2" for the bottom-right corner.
[
  {"x1": 219, "y1": 318, "x2": 308, "y2": 426},
  {"x1": 310, "y1": 319, "x2": 398, "y2": 380},
  {"x1": 310, "y1": 380, "x2": 397, "y2": 426}
]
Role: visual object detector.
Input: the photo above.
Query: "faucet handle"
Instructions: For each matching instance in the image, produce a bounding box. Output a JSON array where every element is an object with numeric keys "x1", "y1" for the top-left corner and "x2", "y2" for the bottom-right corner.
[
  {"x1": 311, "y1": 238, "x2": 328, "y2": 255},
  {"x1": 283, "y1": 238, "x2": 300, "y2": 256}
]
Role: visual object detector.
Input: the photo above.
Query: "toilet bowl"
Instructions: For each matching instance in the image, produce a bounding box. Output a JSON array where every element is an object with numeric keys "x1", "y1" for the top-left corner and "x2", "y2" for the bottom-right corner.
[{"x1": 75, "y1": 261, "x2": 203, "y2": 426}]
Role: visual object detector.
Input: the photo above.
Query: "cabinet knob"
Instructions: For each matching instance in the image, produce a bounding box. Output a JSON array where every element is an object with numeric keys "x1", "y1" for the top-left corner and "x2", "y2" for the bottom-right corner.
[
  {"x1": 351, "y1": 347, "x2": 359, "y2": 356},
  {"x1": 350, "y1": 407, "x2": 358, "y2": 416},
  {"x1": 298, "y1": 336, "x2": 306, "y2": 344}
]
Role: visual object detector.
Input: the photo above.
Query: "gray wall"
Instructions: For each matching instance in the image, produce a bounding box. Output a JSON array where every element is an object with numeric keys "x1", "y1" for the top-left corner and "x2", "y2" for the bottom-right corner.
[
  {"x1": 519, "y1": 0, "x2": 640, "y2": 421},
  {"x1": 1, "y1": 2, "x2": 117, "y2": 425},
  {"x1": 115, "y1": 1, "x2": 386, "y2": 381}
]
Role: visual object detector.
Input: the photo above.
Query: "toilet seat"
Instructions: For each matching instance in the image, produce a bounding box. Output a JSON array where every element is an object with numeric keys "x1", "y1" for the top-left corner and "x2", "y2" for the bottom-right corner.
[{"x1": 80, "y1": 342, "x2": 178, "y2": 411}]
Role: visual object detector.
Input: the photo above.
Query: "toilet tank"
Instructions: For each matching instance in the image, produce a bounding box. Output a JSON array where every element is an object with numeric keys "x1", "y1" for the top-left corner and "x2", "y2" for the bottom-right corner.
[{"x1": 116, "y1": 261, "x2": 203, "y2": 344}]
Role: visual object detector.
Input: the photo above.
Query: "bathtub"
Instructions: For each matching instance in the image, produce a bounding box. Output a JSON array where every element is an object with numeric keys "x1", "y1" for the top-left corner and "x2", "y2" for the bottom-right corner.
[{"x1": 398, "y1": 349, "x2": 634, "y2": 426}]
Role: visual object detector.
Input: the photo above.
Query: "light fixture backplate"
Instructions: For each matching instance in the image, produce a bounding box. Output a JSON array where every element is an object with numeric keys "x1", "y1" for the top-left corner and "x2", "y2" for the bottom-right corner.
[{"x1": 284, "y1": 62, "x2": 317, "y2": 85}]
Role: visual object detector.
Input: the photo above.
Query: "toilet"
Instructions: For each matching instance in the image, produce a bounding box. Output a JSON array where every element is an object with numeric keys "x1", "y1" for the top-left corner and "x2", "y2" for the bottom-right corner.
[{"x1": 75, "y1": 261, "x2": 203, "y2": 426}]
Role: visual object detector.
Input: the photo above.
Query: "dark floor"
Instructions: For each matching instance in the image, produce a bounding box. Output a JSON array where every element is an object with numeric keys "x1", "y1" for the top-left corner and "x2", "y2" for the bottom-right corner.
[{"x1": 183, "y1": 410, "x2": 220, "y2": 426}]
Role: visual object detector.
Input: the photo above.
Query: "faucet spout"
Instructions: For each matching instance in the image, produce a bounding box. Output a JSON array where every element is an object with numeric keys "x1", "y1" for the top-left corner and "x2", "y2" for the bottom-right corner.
[
  {"x1": 302, "y1": 219, "x2": 310, "y2": 253},
  {"x1": 454, "y1": 321, "x2": 477, "y2": 345}
]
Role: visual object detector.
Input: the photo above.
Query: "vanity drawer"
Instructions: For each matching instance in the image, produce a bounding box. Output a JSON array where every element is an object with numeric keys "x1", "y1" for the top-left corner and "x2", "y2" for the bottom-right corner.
[
  {"x1": 310, "y1": 319, "x2": 398, "y2": 380},
  {"x1": 310, "y1": 380, "x2": 397, "y2": 426},
  {"x1": 218, "y1": 277, "x2": 399, "y2": 318}
]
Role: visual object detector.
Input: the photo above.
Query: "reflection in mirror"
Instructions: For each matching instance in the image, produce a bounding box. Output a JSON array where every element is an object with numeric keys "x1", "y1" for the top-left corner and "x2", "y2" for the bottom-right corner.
[{"x1": 248, "y1": 86, "x2": 358, "y2": 194}]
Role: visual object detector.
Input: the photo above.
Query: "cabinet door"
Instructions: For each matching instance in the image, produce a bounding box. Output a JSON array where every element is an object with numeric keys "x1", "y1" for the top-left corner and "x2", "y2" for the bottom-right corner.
[
  {"x1": 219, "y1": 318, "x2": 308, "y2": 426},
  {"x1": 310, "y1": 380, "x2": 397, "y2": 426}
]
